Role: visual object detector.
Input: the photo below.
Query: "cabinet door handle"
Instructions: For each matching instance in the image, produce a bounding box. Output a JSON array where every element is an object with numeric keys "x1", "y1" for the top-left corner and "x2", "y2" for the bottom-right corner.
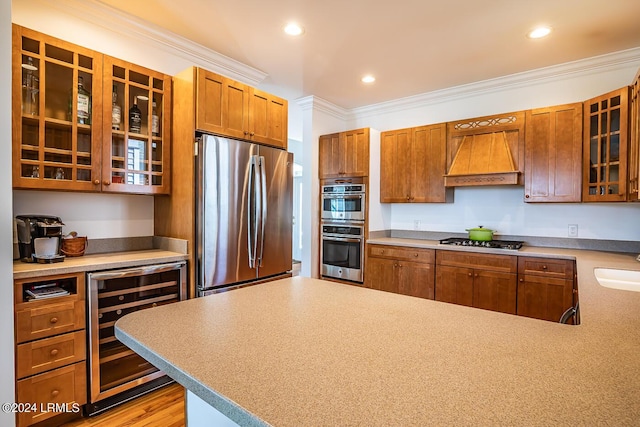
[
  {"x1": 51, "y1": 389, "x2": 59, "y2": 398},
  {"x1": 474, "y1": 273, "x2": 478, "y2": 278},
  {"x1": 103, "y1": 180, "x2": 111, "y2": 186},
  {"x1": 542, "y1": 265, "x2": 548, "y2": 270},
  {"x1": 50, "y1": 348, "x2": 59, "y2": 357},
  {"x1": 519, "y1": 278, "x2": 524, "y2": 282},
  {"x1": 244, "y1": 131, "x2": 249, "y2": 135},
  {"x1": 525, "y1": 194, "x2": 530, "y2": 198},
  {"x1": 93, "y1": 179, "x2": 100, "y2": 185},
  {"x1": 250, "y1": 132, "x2": 255, "y2": 137},
  {"x1": 414, "y1": 253, "x2": 419, "y2": 257},
  {"x1": 468, "y1": 272, "x2": 472, "y2": 277},
  {"x1": 49, "y1": 317, "x2": 58, "y2": 324}
]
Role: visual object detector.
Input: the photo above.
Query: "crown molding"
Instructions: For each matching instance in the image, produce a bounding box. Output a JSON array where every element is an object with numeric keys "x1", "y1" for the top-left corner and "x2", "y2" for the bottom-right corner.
[
  {"x1": 351, "y1": 47, "x2": 640, "y2": 119},
  {"x1": 296, "y1": 96, "x2": 349, "y2": 121},
  {"x1": 39, "y1": 0, "x2": 267, "y2": 86}
]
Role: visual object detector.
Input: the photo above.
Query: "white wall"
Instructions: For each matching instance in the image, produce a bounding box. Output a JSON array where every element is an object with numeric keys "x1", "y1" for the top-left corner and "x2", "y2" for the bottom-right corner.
[
  {"x1": 2, "y1": 0, "x2": 16, "y2": 424},
  {"x1": 13, "y1": 191, "x2": 154, "y2": 239},
  {"x1": 348, "y1": 54, "x2": 640, "y2": 240}
]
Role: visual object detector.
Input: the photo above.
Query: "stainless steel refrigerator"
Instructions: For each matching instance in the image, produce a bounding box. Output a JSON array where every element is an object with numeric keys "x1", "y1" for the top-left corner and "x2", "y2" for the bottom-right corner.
[{"x1": 196, "y1": 133, "x2": 293, "y2": 296}]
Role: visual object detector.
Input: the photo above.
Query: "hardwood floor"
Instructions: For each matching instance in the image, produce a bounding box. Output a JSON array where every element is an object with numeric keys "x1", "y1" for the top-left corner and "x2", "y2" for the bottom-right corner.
[{"x1": 62, "y1": 383, "x2": 185, "y2": 427}]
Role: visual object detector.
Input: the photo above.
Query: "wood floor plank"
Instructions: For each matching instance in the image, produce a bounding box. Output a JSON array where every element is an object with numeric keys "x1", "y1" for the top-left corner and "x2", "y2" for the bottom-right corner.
[{"x1": 61, "y1": 383, "x2": 185, "y2": 427}]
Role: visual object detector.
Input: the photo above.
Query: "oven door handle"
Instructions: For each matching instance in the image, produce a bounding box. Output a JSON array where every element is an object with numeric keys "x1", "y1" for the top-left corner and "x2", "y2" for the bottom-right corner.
[
  {"x1": 322, "y1": 236, "x2": 363, "y2": 243},
  {"x1": 322, "y1": 194, "x2": 363, "y2": 199}
]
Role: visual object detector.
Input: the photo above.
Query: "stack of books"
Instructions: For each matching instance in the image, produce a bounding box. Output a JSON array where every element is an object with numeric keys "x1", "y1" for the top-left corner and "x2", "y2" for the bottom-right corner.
[{"x1": 26, "y1": 283, "x2": 69, "y2": 300}]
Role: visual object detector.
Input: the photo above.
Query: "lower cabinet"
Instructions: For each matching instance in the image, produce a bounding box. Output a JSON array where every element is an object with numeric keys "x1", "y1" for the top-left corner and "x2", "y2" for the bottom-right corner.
[
  {"x1": 365, "y1": 244, "x2": 435, "y2": 299},
  {"x1": 13, "y1": 273, "x2": 87, "y2": 426},
  {"x1": 517, "y1": 257, "x2": 577, "y2": 322},
  {"x1": 435, "y1": 251, "x2": 517, "y2": 314},
  {"x1": 366, "y1": 244, "x2": 578, "y2": 324}
]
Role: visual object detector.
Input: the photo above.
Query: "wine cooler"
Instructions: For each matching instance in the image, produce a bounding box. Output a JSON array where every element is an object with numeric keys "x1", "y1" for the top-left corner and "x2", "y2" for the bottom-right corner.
[{"x1": 86, "y1": 261, "x2": 186, "y2": 415}]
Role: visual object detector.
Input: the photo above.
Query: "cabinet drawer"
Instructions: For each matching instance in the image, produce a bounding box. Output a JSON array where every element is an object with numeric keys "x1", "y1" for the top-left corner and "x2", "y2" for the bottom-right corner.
[
  {"x1": 16, "y1": 331, "x2": 86, "y2": 379},
  {"x1": 16, "y1": 299, "x2": 85, "y2": 343},
  {"x1": 368, "y1": 244, "x2": 435, "y2": 263},
  {"x1": 436, "y1": 250, "x2": 517, "y2": 273},
  {"x1": 16, "y1": 361, "x2": 86, "y2": 426},
  {"x1": 518, "y1": 257, "x2": 575, "y2": 279}
]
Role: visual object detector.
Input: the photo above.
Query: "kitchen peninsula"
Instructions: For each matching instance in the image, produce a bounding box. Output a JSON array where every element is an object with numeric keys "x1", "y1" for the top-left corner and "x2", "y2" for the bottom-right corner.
[{"x1": 115, "y1": 247, "x2": 640, "y2": 426}]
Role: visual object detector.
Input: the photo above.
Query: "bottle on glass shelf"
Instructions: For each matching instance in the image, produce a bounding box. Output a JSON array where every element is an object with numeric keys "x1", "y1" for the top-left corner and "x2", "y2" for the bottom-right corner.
[
  {"x1": 21, "y1": 56, "x2": 38, "y2": 116},
  {"x1": 76, "y1": 76, "x2": 91, "y2": 125},
  {"x1": 129, "y1": 98, "x2": 142, "y2": 134},
  {"x1": 111, "y1": 84, "x2": 121, "y2": 130},
  {"x1": 151, "y1": 98, "x2": 159, "y2": 136}
]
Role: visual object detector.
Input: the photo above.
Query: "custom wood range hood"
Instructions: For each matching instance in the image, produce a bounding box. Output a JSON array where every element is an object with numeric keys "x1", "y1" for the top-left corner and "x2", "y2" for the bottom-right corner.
[{"x1": 444, "y1": 111, "x2": 525, "y2": 187}]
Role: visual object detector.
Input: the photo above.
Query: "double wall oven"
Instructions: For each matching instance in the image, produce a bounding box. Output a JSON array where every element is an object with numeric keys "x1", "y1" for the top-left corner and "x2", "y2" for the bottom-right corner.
[{"x1": 321, "y1": 184, "x2": 365, "y2": 283}]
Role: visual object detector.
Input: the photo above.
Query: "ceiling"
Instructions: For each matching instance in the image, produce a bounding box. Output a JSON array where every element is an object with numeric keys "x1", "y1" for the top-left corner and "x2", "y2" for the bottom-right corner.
[{"x1": 98, "y1": 0, "x2": 640, "y2": 109}]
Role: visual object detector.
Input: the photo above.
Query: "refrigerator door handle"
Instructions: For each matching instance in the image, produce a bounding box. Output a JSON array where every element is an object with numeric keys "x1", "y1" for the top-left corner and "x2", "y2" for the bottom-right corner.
[
  {"x1": 258, "y1": 155, "x2": 267, "y2": 267},
  {"x1": 248, "y1": 155, "x2": 259, "y2": 269}
]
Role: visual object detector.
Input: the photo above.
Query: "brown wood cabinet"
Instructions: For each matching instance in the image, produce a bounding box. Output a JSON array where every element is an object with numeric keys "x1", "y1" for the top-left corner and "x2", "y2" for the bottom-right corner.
[
  {"x1": 14, "y1": 273, "x2": 87, "y2": 426},
  {"x1": 12, "y1": 25, "x2": 102, "y2": 191},
  {"x1": 101, "y1": 56, "x2": 172, "y2": 194},
  {"x1": 380, "y1": 124, "x2": 452, "y2": 203},
  {"x1": 319, "y1": 128, "x2": 369, "y2": 178},
  {"x1": 195, "y1": 68, "x2": 288, "y2": 148},
  {"x1": 629, "y1": 69, "x2": 640, "y2": 201},
  {"x1": 12, "y1": 24, "x2": 172, "y2": 194},
  {"x1": 435, "y1": 250, "x2": 517, "y2": 314},
  {"x1": 583, "y1": 87, "x2": 630, "y2": 202},
  {"x1": 524, "y1": 103, "x2": 583, "y2": 202},
  {"x1": 517, "y1": 257, "x2": 576, "y2": 323},
  {"x1": 365, "y1": 244, "x2": 435, "y2": 299}
]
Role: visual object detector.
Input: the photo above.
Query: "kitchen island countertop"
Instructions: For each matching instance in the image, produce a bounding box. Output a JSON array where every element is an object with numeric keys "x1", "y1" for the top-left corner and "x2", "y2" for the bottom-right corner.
[{"x1": 115, "y1": 248, "x2": 640, "y2": 426}]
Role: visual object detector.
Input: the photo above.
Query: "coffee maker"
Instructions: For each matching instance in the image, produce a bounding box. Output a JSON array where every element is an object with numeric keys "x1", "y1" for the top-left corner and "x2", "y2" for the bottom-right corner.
[{"x1": 16, "y1": 215, "x2": 65, "y2": 263}]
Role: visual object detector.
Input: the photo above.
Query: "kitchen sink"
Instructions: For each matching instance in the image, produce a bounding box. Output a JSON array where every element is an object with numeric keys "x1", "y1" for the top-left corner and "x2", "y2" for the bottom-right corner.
[{"x1": 594, "y1": 268, "x2": 640, "y2": 292}]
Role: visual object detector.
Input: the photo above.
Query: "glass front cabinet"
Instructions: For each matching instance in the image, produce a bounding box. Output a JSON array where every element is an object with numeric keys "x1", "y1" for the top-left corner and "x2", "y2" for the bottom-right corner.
[
  {"x1": 12, "y1": 25, "x2": 102, "y2": 191},
  {"x1": 102, "y1": 57, "x2": 171, "y2": 194},
  {"x1": 12, "y1": 25, "x2": 171, "y2": 195},
  {"x1": 582, "y1": 87, "x2": 630, "y2": 202}
]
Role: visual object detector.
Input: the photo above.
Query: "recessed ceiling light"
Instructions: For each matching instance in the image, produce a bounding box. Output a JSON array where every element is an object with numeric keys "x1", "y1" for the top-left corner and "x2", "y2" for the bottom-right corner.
[
  {"x1": 284, "y1": 23, "x2": 304, "y2": 36},
  {"x1": 528, "y1": 26, "x2": 552, "y2": 39},
  {"x1": 361, "y1": 75, "x2": 375, "y2": 84}
]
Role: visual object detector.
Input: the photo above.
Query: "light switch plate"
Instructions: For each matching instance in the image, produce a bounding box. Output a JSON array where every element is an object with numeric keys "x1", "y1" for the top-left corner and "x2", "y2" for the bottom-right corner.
[{"x1": 568, "y1": 224, "x2": 578, "y2": 237}]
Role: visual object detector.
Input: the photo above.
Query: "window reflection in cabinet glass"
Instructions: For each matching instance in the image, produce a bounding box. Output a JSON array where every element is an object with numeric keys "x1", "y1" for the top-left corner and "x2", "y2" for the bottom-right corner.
[{"x1": 127, "y1": 138, "x2": 147, "y2": 172}]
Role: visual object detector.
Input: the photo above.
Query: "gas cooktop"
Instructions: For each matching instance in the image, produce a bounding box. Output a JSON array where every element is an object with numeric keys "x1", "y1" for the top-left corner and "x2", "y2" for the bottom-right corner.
[{"x1": 439, "y1": 238, "x2": 524, "y2": 250}]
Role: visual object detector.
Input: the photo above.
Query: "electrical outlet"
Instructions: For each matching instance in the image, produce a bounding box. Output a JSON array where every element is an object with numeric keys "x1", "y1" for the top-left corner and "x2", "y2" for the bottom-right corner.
[
  {"x1": 568, "y1": 224, "x2": 578, "y2": 237},
  {"x1": 414, "y1": 220, "x2": 421, "y2": 230}
]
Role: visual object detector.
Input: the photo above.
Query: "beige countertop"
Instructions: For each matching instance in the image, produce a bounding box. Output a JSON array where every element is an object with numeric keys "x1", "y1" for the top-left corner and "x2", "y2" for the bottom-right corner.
[
  {"x1": 115, "y1": 248, "x2": 640, "y2": 426},
  {"x1": 13, "y1": 249, "x2": 188, "y2": 279}
]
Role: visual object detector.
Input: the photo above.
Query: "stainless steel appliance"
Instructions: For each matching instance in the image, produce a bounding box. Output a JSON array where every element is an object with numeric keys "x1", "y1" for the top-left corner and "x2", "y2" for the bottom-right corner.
[
  {"x1": 196, "y1": 133, "x2": 293, "y2": 296},
  {"x1": 86, "y1": 261, "x2": 186, "y2": 415},
  {"x1": 321, "y1": 222, "x2": 364, "y2": 283},
  {"x1": 15, "y1": 215, "x2": 65, "y2": 263},
  {"x1": 439, "y1": 237, "x2": 524, "y2": 250},
  {"x1": 321, "y1": 184, "x2": 366, "y2": 222}
]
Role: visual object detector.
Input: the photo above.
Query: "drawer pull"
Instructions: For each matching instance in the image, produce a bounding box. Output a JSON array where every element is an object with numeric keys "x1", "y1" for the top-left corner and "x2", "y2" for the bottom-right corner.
[
  {"x1": 50, "y1": 348, "x2": 59, "y2": 357},
  {"x1": 51, "y1": 389, "x2": 59, "y2": 398},
  {"x1": 542, "y1": 265, "x2": 548, "y2": 269},
  {"x1": 116, "y1": 309, "x2": 122, "y2": 315},
  {"x1": 414, "y1": 253, "x2": 419, "y2": 257},
  {"x1": 119, "y1": 295, "x2": 125, "y2": 301},
  {"x1": 49, "y1": 317, "x2": 58, "y2": 324}
]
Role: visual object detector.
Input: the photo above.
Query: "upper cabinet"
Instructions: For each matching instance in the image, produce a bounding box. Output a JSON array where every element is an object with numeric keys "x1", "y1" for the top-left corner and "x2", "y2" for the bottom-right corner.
[
  {"x1": 582, "y1": 87, "x2": 630, "y2": 202},
  {"x1": 11, "y1": 25, "x2": 172, "y2": 194},
  {"x1": 524, "y1": 103, "x2": 583, "y2": 203},
  {"x1": 319, "y1": 128, "x2": 369, "y2": 178},
  {"x1": 102, "y1": 56, "x2": 172, "y2": 194},
  {"x1": 195, "y1": 68, "x2": 288, "y2": 149},
  {"x1": 380, "y1": 124, "x2": 452, "y2": 203},
  {"x1": 12, "y1": 25, "x2": 102, "y2": 191}
]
